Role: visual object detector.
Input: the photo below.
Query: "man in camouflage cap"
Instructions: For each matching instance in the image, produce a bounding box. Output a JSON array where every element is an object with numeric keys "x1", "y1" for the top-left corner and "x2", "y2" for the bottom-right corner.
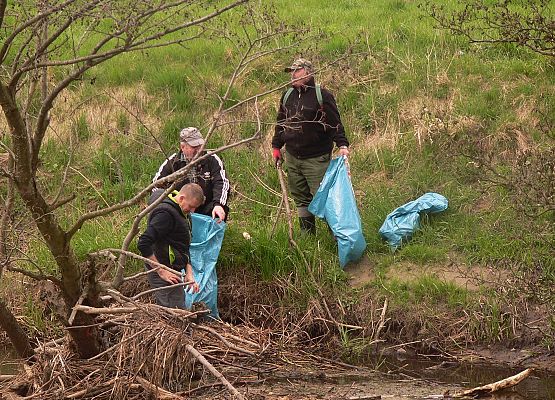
[
  {"x1": 284, "y1": 58, "x2": 314, "y2": 73},
  {"x1": 152, "y1": 127, "x2": 230, "y2": 222},
  {"x1": 272, "y1": 58, "x2": 350, "y2": 234}
]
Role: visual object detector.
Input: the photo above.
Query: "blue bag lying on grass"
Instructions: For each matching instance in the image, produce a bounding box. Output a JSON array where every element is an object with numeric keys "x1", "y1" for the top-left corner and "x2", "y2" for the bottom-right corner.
[
  {"x1": 184, "y1": 213, "x2": 226, "y2": 319},
  {"x1": 378, "y1": 192, "x2": 448, "y2": 250},
  {"x1": 308, "y1": 156, "x2": 367, "y2": 268}
]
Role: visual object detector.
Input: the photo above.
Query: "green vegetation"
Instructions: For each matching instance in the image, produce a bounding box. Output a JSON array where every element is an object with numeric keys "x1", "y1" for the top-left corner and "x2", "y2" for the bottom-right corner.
[{"x1": 9, "y1": 0, "x2": 554, "y2": 348}]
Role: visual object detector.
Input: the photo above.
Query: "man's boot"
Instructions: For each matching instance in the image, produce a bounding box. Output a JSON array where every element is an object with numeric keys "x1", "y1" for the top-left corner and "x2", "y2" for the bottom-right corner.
[{"x1": 299, "y1": 215, "x2": 316, "y2": 235}]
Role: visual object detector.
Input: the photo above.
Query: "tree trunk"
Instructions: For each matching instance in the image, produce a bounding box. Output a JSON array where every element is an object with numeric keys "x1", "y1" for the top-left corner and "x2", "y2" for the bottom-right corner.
[
  {"x1": 0, "y1": 158, "x2": 14, "y2": 262},
  {"x1": 14, "y1": 187, "x2": 101, "y2": 358},
  {"x1": 0, "y1": 83, "x2": 100, "y2": 358},
  {"x1": 0, "y1": 298, "x2": 33, "y2": 358}
]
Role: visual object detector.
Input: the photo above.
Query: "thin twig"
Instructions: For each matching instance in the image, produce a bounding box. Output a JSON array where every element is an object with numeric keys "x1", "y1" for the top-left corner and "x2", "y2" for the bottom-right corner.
[{"x1": 269, "y1": 197, "x2": 284, "y2": 239}]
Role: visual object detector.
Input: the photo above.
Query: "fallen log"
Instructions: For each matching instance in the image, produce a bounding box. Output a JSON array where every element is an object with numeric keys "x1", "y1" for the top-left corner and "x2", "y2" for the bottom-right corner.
[{"x1": 454, "y1": 368, "x2": 533, "y2": 398}]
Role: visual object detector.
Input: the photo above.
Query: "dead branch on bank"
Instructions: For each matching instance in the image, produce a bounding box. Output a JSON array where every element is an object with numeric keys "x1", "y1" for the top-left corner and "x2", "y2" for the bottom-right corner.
[{"x1": 453, "y1": 368, "x2": 533, "y2": 398}]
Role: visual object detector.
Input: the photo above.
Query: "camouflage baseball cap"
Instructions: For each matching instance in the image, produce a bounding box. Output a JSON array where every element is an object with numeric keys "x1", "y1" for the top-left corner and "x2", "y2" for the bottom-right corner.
[
  {"x1": 284, "y1": 58, "x2": 313, "y2": 73},
  {"x1": 179, "y1": 127, "x2": 205, "y2": 147}
]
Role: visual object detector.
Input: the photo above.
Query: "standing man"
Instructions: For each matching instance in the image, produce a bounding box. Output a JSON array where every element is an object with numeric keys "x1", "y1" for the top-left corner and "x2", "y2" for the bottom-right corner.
[
  {"x1": 138, "y1": 183, "x2": 204, "y2": 308},
  {"x1": 152, "y1": 127, "x2": 230, "y2": 221},
  {"x1": 272, "y1": 58, "x2": 350, "y2": 234}
]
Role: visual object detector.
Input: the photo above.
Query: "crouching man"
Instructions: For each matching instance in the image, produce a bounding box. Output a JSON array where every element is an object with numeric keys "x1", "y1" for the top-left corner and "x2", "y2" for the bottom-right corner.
[{"x1": 137, "y1": 183, "x2": 204, "y2": 308}]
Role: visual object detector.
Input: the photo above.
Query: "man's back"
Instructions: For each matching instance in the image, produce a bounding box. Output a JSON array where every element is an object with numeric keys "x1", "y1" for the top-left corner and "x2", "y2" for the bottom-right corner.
[{"x1": 138, "y1": 197, "x2": 191, "y2": 269}]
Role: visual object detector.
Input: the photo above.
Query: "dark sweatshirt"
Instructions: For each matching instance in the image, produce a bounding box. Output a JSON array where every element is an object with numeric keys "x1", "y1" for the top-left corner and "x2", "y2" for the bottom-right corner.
[
  {"x1": 152, "y1": 151, "x2": 230, "y2": 217},
  {"x1": 272, "y1": 77, "x2": 349, "y2": 159},
  {"x1": 137, "y1": 196, "x2": 191, "y2": 271}
]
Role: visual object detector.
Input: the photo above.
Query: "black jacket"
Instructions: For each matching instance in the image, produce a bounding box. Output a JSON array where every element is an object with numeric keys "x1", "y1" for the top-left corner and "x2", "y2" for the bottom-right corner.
[
  {"x1": 137, "y1": 196, "x2": 191, "y2": 271},
  {"x1": 152, "y1": 151, "x2": 230, "y2": 217},
  {"x1": 272, "y1": 77, "x2": 349, "y2": 159}
]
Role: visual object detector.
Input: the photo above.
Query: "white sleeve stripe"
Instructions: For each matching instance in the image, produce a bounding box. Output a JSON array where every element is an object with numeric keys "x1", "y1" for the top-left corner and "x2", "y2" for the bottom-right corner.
[
  {"x1": 212, "y1": 154, "x2": 229, "y2": 205},
  {"x1": 152, "y1": 153, "x2": 177, "y2": 184}
]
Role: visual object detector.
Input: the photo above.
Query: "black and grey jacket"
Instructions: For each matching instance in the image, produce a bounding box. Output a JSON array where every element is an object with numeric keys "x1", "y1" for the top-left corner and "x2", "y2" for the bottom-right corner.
[
  {"x1": 137, "y1": 196, "x2": 191, "y2": 271},
  {"x1": 152, "y1": 151, "x2": 230, "y2": 217},
  {"x1": 272, "y1": 77, "x2": 349, "y2": 159}
]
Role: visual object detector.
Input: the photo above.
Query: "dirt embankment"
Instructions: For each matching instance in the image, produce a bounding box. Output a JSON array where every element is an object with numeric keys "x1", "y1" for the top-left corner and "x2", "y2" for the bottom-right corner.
[{"x1": 218, "y1": 264, "x2": 555, "y2": 374}]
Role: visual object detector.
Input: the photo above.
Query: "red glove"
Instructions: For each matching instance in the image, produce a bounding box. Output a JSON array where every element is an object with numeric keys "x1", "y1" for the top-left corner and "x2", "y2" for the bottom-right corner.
[{"x1": 272, "y1": 148, "x2": 282, "y2": 166}]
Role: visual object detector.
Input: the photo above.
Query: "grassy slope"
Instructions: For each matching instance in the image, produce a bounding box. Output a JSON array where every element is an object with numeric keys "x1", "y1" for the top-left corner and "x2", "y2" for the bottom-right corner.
[{"x1": 28, "y1": 0, "x2": 555, "y2": 347}]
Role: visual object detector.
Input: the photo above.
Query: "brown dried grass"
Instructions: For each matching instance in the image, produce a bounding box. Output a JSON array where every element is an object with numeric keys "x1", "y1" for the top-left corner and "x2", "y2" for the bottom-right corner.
[{"x1": 47, "y1": 84, "x2": 163, "y2": 152}]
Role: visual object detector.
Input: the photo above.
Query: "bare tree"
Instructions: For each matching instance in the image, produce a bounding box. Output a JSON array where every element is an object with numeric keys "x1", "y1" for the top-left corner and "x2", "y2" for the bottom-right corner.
[
  {"x1": 0, "y1": 0, "x2": 314, "y2": 358},
  {"x1": 423, "y1": 0, "x2": 555, "y2": 57}
]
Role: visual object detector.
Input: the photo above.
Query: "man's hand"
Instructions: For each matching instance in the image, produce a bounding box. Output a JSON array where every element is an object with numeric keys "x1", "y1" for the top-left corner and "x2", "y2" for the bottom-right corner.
[
  {"x1": 157, "y1": 267, "x2": 181, "y2": 284},
  {"x1": 338, "y1": 146, "x2": 350, "y2": 157},
  {"x1": 212, "y1": 205, "x2": 226, "y2": 222},
  {"x1": 272, "y1": 148, "x2": 282, "y2": 166},
  {"x1": 184, "y1": 264, "x2": 200, "y2": 293}
]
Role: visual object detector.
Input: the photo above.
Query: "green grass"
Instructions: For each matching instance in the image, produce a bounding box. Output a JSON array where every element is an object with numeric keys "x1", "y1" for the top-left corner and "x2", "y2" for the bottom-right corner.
[{"x1": 378, "y1": 274, "x2": 470, "y2": 307}]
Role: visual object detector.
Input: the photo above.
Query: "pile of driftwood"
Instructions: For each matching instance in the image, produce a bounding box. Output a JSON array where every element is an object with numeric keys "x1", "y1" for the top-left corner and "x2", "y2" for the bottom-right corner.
[{"x1": 4, "y1": 297, "x2": 360, "y2": 399}]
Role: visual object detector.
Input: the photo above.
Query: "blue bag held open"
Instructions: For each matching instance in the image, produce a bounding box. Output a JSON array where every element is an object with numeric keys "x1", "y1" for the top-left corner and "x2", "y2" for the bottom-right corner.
[
  {"x1": 378, "y1": 192, "x2": 448, "y2": 250},
  {"x1": 185, "y1": 213, "x2": 226, "y2": 319},
  {"x1": 308, "y1": 156, "x2": 367, "y2": 268}
]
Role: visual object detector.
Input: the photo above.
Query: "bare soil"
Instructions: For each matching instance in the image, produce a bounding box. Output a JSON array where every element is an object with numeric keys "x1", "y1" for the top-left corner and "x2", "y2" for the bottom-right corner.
[{"x1": 344, "y1": 255, "x2": 497, "y2": 291}]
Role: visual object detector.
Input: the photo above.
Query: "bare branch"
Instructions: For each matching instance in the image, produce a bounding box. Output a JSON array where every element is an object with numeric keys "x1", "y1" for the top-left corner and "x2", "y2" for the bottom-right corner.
[
  {"x1": 104, "y1": 89, "x2": 166, "y2": 155},
  {"x1": 20, "y1": 1, "x2": 104, "y2": 74},
  {"x1": 49, "y1": 142, "x2": 75, "y2": 209},
  {"x1": 130, "y1": 282, "x2": 193, "y2": 302},
  {"x1": 122, "y1": 267, "x2": 160, "y2": 282},
  {"x1": 186, "y1": 344, "x2": 246, "y2": 400},
  {"x1": 0, "y1": 0, "x2": 79, "y2": 63},
  {"x1": 31, "y1": 58, "x2": 108, "y2": 171},
  {"x1": 15, "y1": 30, "x2": 205, "y2": 73},
  {"x1": 222, "y1": 52, "x2": 359, "y2": 116},
  {"x1": 6, "y1": 264, "x2": 62, "y2": 286},
  {"x1": 69, "y1": 166, "x2": 110, "y2": 207},
  {"x1": 11, "y1": 29, "x2": 38, "y2": 77},
  {"x1": 48, "y1": 194, "x2": 77, "y2": 213},
  {"x1": 12, "y1": 0, "x2": 248, "y2": 76},
  {"x1": 90, "y1": 248, "x2": 181, "y2": 277},
  {"x1": 424, "y1": 0, "x2": 555, "y2": 57}
]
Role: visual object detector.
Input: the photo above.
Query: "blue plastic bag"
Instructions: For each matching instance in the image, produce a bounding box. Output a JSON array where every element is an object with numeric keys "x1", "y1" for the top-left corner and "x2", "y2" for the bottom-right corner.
[
  {"x1": 378, "y1": 192, "x2": 448, "y2": 250},
  {"x1": 308, "y1": 156, "x2": 367, "y2": 268},
  {"x1": 184, "y1": 213, "x2": 226, "y2": 319}
]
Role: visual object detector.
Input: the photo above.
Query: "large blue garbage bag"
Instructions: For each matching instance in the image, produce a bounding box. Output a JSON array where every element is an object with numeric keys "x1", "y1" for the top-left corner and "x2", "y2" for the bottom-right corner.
[
  {"x1": 308, "y1": 156, "x2": 367, "y2": 268},
  {"x1": 378, "y1": 192, "x2": 448, "y2": 250},
  {"x1": 184, "y1": 213, "x2": 226, "y2": 319}
]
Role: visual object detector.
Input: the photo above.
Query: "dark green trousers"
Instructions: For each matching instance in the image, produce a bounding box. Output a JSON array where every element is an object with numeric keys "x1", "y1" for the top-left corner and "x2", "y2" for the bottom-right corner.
[{"x1": 285, "y1": 151, "x2": 330, "y2": 217}]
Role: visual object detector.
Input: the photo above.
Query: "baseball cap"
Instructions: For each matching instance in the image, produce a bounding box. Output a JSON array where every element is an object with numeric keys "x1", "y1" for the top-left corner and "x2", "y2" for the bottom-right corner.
[
  {"x1": 284, "y1": 58, "x2": 313, "y2": 73},
  {"x1": 179, "y1": 127, "x2": 205, "y2": 147}
]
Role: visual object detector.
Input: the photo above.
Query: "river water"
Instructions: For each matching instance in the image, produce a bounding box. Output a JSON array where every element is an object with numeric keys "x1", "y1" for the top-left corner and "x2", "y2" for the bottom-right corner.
[{"x1": 372, "y1": 354, "x2": 555, "y2": 400}]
